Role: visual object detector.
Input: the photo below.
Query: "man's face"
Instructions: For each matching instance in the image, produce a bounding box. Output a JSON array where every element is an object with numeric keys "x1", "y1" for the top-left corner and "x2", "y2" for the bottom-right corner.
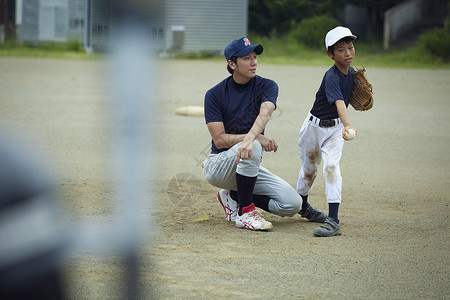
[{"x1": 230, "y1": 51, "x2": 258, "y2": 83}]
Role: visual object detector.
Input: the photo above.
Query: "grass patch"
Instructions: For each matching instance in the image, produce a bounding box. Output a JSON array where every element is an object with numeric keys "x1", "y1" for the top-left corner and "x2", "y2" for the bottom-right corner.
[
  {"x1": 1, "y1": 37, "x2": 449, "y2": 69},
  {"x1": 241, "y1": 35, "x2": 450, "y2": 69},
  {"x1": 0, "y1": 39, "x2": 102, "y2": 60},
  {"x1": 351, "y1": 41, "x2": 449, "y2": 69}
]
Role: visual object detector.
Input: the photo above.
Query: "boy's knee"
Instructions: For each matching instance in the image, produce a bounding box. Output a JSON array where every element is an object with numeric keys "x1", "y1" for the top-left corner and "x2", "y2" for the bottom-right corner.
[{"x1": 324, "y1": 164, "x2": 340, "y2": 183}]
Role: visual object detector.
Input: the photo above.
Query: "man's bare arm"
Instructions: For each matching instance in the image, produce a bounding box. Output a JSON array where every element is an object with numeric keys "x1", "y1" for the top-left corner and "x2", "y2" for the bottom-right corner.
[
  {"x1": 237, "y1": 101, "x2": 276, "y2": 162},
  {"x1": 206, "y1": 122, "x2": 246, "y2": 149}
]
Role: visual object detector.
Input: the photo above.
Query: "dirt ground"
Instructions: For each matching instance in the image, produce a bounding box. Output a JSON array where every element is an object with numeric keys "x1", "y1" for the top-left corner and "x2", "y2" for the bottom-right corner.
[{"x1": 0, "y1": 57, "x2": 449, "y2": 299}]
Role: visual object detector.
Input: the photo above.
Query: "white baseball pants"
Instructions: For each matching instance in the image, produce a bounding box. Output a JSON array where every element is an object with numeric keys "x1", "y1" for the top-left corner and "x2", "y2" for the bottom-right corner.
[{"x1": 296, "y1": 113, "x2": 345, "y2": 203}]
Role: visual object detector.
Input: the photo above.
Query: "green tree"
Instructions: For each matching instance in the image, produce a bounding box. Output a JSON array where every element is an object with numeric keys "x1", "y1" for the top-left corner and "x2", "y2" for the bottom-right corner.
[
  {"x1": 249, "y1": 0, "x2": 406, "y2": 38},
  {"x1": 249, "y1": 0, "x2": 336, "y2": 36},
  {"x1": 289, "y1": 15, "x2": 340, "y2": 48}
]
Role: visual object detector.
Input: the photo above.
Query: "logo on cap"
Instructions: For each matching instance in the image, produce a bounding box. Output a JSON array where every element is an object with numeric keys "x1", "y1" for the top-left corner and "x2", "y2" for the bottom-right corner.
[{"x1": 244, "y1": 38, "x2": 251, "y2": 46}]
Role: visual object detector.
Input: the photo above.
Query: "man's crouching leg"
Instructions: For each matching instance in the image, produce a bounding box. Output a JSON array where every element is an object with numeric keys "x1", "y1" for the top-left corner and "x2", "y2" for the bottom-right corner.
[{"x1": 235, "y1": 141, "x2": 272, "y2": 231}]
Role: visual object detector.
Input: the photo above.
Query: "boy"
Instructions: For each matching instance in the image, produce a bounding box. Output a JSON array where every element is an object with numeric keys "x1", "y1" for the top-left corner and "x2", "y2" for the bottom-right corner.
[
  {"x1": 203, "y1": 37, "x2": 327, "y2": 231},
  {"x1": 296, "y1": 26, "x2": 358, "y2": 237}
]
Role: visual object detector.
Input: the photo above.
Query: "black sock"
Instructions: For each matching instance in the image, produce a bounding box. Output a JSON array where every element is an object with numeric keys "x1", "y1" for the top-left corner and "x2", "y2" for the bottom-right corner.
[
  {"x1": 230, "y1": 190, "x2": 238, "y2": 200},
  {"x1": 236, "y1": 173, "x2": 257, "y2": 215},
  {"x1": 230, "y1": 190, "x2": 270, "y2": 212},
  {"x1": 300, "y1": 195, "x2": 309, "y2": 211},
  {"x1": 252, "y1": 195, "x2": 270, "y2": 212},
  {"x1": 328, "y1": 203, "x2": 339, "y2": 223}
]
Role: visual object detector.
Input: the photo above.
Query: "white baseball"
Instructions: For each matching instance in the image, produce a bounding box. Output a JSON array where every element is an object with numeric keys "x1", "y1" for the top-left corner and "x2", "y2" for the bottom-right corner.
[{"x1": 345, "y1": 129, "x2": 356, "y2": 140}]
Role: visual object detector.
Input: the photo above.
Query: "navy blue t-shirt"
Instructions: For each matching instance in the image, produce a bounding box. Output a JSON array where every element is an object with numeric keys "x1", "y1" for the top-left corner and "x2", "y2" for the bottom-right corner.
[
  {"x1": 310, "y1": 65, "x2": 354, "y2": 119},
  {"x1": 204, "y1": 75, "x2": 278, "y2": 154}
]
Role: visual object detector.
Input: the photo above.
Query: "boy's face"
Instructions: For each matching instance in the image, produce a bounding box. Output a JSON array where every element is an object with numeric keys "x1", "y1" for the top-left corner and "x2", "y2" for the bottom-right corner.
[{"x1": 327, "y1": 41, "x2": 355, "y2": 71}]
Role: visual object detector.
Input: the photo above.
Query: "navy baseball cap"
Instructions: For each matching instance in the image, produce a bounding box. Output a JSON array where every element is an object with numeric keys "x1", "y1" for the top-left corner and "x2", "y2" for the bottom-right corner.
[{"x1": 224, "y1": 37, "x2": 263, "y2": 61}]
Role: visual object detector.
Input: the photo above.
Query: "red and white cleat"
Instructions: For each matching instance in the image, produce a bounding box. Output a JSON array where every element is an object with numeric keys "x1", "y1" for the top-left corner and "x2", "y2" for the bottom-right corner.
[
  {"x1": 235, "y1": 203, "x2": 272, "y2": 231},
  {"x1": 217, "y1": 189, "x2": 238, "y2": 222}
]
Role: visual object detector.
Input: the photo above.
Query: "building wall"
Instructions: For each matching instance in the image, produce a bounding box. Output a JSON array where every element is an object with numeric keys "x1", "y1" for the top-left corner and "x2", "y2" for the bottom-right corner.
[
  {"x1": 384, "y1": 0, "x2": 422, "y2": 47},
  {"x1": 164, "y1": 0, "x2": 248, "y2": 54},
  {"x1": 384, "y1": 0, "x2": 447, "y2": 49},
  {"x1": 88, "y1": 0, "x2": 110, "y2": 51},
  {"x1": 20, "y1": 0, "x2": 68, "y2": 44},
  {"x1": 20, "y1": 0, "x2": 248, "y2": 54},
  {"x1": 145, "y1": 0, "x2": 165, "y2": 53},
  {"x1": 39, "y1": 0, "x2": 68, "y2": 41},
  {"x1": 85, "y1": 0, "x2": 164, "y2": 52},
  {"x1": 20, "y1": 0, "x2": 39, "y2": 44},
  {"x1": 67, "y1": 0, "x2": 84, "y2": 41}
]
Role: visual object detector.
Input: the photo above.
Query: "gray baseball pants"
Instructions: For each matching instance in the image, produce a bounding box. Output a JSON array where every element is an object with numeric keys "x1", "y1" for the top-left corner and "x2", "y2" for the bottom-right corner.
[{"x1": 203, "y1": 140, "x2": 302, "y2": 217}]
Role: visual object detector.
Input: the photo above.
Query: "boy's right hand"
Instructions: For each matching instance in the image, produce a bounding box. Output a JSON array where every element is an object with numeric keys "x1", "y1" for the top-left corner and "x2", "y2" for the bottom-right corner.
[{"x1": 342, "y1": 126, "x2": 357, "y2": 141}]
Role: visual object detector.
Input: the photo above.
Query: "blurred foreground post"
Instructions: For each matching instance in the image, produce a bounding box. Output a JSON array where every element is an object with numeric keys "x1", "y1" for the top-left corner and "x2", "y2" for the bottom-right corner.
[
  {"x1": 0, "y1": 138, "x2": 70, "y2": 299},
  {"x1": 72, "y1": 1, "x2": 158, "y2": 299},
  {"x1": 108, "y1": 1, "x2": 156, "y2": 299}
]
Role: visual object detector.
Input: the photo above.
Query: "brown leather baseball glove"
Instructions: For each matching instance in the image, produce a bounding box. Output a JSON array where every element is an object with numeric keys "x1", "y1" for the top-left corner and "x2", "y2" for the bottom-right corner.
[{"x1": 350, "y1": 68, "x2": 373, "y2": 111}]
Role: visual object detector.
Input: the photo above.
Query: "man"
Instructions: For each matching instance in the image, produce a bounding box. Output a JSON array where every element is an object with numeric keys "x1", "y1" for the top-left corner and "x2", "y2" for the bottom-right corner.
[{"x1": 202, "y1": 37, "x2": 327, "y2": 231}]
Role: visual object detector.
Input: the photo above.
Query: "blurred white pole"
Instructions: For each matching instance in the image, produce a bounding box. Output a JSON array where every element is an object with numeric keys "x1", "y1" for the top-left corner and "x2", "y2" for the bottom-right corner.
[
  {"x1": 71, "y1": 2, "x2": 156, "y2": 299},
  {"x1": 110, "y1": 9, "x2": 152, "y2": 254},
  {"x1": 108, "y1": 3, "x2": 155, "y2": 299}
]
